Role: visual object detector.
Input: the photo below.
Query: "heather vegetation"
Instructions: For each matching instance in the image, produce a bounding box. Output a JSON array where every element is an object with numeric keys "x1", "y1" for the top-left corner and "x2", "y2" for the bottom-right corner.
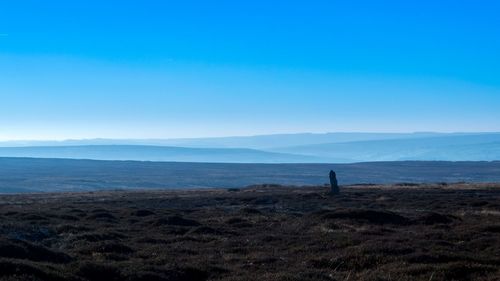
[{"x1": 0, "y1": 183, "x2": 499, "y2": 280}]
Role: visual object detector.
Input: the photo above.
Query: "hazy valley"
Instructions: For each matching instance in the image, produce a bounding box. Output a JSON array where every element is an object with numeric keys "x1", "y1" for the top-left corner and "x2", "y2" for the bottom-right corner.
[{"x1": 1, "y1": 132, "x2": 500, "y2": 163}]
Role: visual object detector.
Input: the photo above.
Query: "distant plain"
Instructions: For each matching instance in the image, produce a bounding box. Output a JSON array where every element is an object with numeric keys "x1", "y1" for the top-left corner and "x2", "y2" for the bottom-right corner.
[{"x1": 0, "y1": 157, "x2": 500, "y2": 193}]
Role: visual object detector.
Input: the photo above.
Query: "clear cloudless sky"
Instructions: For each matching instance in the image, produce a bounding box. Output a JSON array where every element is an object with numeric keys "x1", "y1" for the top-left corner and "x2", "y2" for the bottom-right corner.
[{"x1": 1, "y1": 0, "x2": 499, "y2": 140}]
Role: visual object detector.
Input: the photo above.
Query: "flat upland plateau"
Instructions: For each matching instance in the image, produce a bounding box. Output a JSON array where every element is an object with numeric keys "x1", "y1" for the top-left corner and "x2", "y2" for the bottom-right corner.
[{"x1": 0, "y1": 183, "x2": 499, "y2": 281}]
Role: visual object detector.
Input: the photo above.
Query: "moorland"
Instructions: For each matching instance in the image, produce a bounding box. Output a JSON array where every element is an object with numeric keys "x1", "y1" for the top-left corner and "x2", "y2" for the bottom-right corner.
[
  {"x1": 1, "y1": 157, "x2": 500, "y2": 193},
  {"x1": 0, "y1": 183, "x2": 499, "y2": 280}
]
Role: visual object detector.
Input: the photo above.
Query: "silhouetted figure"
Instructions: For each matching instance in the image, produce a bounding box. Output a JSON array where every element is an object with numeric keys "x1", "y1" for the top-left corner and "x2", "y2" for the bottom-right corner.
[{"x1": 329, "y1": 170, "x2": 339, "y2": 194}]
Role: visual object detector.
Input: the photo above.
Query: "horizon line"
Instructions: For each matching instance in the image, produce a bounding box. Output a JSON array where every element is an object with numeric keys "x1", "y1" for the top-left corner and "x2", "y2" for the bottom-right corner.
[{"x1": 1, "y1": 131, "x2": 499, "y2": 143}]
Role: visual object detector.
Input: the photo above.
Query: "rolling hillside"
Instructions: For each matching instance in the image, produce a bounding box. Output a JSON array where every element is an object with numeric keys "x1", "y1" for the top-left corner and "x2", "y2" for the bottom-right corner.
[
  {"x1": 0, "y1": 145, "x2": 325, "y2": 163},
  {"x1": 1, "y1": 133, "x2": 500, "y2": 163},
  {"x1": 270, "y1": 134, "x2": 500, "y2": 162}
]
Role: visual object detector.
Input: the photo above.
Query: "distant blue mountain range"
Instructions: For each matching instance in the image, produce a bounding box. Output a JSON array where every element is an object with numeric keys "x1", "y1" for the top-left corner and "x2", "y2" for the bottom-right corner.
[
  {"x1": 0, "y1": 132, "x2": 486, "y2": 148},
  {"x1": 0, "y1": 132, "x2": 499, "y2": 163},
  {"x1": 0, "y1": 145, "x2": 326, "y2": 163},
  {"x1": 271, "y1": 134, "x2": 500, "y2": 162}
]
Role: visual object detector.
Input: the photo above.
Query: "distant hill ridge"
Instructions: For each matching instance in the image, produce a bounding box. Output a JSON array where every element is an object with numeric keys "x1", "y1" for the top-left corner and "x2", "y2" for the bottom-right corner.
[
  {"x1": 272, "y1": 134, "x2": 500, "y2": 162},
  {"x1": 0, "y1": 132, "x2": 499, "y2": 163},
  {"x1": 0, "y1": 145, "x2": 327, "y2": 163},
  {"x1": 2, "y1": 132, "x2": 497, "y2": 148}
]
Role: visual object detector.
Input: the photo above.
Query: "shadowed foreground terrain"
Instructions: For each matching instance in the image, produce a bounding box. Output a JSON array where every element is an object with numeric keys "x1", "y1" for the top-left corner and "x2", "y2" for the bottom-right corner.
[{"x1": 0, "y1": 183, "x2": 499, "y2": 280}]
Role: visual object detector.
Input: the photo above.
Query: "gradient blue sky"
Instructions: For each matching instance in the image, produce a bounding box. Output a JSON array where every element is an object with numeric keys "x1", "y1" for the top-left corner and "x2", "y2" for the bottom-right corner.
[{"x1": 1, "y1": 1, "x2": 499, "y2": 140}]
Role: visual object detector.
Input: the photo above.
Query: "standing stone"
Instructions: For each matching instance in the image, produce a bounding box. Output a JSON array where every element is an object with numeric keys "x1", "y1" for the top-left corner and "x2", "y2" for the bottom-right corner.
[{"x1": 329, "y1": 170, "x2": 339, "y2": 194}]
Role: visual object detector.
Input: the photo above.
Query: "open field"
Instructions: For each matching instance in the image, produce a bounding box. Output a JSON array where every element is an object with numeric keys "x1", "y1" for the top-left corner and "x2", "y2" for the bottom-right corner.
[
  {"x1": 1, "y1": 157, "x2": 500, "y2": 193},
  {"x1": 0, "y1": 183, "x2": 499, "y2": 280}
]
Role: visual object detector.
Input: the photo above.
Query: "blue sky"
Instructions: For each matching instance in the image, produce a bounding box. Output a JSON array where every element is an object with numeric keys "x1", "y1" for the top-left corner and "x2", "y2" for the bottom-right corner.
[{"x1": 1, "y1": 1, "x2": 499, "y2": 140}]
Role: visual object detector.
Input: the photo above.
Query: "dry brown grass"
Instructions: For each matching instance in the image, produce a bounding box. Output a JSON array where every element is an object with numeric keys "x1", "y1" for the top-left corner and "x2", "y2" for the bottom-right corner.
[{"x1": 0, "y1": 183, "x2": 499, "y2": 281}]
